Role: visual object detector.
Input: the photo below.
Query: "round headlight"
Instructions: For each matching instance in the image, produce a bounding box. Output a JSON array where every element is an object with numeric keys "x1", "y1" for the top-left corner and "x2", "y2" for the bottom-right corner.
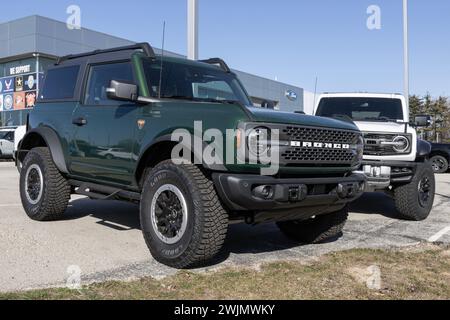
[
  {"x1": 356, "y1": 135, "x2": 364, "y2": 161},
  {"x1": 393, "y1": 136, "x2": 410, "y2": 153},
  {"x1": 248, "y1": 127, "x2": 270, "y2": 156}
]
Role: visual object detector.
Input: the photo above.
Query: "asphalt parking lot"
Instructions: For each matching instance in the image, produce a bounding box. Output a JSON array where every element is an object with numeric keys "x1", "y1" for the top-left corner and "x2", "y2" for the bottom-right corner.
[{"x1": 0, "y1": 162, "x2": 449, "y2": 293}]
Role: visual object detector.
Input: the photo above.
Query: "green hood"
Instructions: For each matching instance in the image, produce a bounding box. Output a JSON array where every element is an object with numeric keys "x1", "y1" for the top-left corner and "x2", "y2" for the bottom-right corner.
[{"x1": 247, "y1": 107, "x2": 359, "y2": 131}]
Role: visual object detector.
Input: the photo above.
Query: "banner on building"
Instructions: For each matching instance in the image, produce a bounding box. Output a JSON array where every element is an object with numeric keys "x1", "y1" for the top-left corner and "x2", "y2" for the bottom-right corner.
[
  {"x1": 0, "y1": 72, "x2": 38, "y2": 110},
  {"x1": 15, "y1": 76, "x2": 24, "y2": 92},
  {"x1": 24, "y1": 74, "x2": 37, "y2": 91},
  {"x1": 3, "y1": 94, "x2": 14, "y2": 111},
  {"x1": 25, "y1": 91, "x2": 37, "y2": 108},
  {"x1": 0, "y1": 77, "x2": 15, "y2": 94},
  {"x1": 14, "y1": 92, "x2": 25, "y2": 110}
]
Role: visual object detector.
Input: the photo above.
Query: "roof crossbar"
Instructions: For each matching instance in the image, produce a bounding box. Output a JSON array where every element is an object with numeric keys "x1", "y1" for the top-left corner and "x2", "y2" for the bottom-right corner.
[{"x1": 55, "y1": 42, "x2": 155, "y2": 65}]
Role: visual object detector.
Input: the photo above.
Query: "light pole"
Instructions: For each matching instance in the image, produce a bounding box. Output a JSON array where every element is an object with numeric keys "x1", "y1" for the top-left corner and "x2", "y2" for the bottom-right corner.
[
  {"x1": 403, "y1": 0, "x2": 409, "y2": 108},
  {"x1": 187, "y1": 0, "x2": 199, "y2": 60}
]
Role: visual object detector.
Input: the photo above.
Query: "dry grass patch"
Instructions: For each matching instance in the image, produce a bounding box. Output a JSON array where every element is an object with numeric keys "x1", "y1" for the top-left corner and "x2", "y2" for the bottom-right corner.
[{"x1": 2, "y1": 244, "x2": 449, "y2": 300}]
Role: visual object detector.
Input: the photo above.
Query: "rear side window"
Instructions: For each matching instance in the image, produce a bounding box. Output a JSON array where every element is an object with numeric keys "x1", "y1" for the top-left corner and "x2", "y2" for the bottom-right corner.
[
  {"x1": 84, "y1": 62, "x2": 134, "y2": 105},
  {"x1": 40, "y1": 65, "x2": 80, "y2": 100}
]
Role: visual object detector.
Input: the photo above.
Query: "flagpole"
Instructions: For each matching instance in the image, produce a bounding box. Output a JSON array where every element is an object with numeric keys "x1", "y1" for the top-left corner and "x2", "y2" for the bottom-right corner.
[{"x1": 403, "y1": 0, "x2": 409, "y2": 108}]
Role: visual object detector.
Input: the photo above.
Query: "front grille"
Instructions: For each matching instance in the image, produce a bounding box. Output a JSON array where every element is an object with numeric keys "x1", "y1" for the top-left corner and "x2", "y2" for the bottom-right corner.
[
  {"x1": 280, "y1": 126, "x2": 361, "y2": 166},
  {"x1": 363, "y1": 133, "x2": 411, "y2": 156},
  {"x1": 282, "y1": 148, "x2": 356, "y2": 162},
  {"x1": 283, "y1": 126, "x2": 359, "y2": 143}
]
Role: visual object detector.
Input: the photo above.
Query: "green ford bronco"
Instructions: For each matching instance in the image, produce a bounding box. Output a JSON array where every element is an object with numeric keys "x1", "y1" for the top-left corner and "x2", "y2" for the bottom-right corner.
[{"x1": 17, "y1": 43, "x2": 365, "y2": 268}]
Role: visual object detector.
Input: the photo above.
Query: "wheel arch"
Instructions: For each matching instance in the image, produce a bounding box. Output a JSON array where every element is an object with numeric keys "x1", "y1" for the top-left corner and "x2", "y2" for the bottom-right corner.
[
  {"x1": 430, "y1": 150, "x2": 450, "y2": 162},
  {"x1": 135, "y1": 138, "x2": 179, "y2": 187},
  {"x1": 416, "y1": 139, "x2": 432, "y2": 161},
  {"x1": 134, "y1": 135, "x2": 227, "y2": 188},
  {"x1": 18, "y1": 127, "x2": 69, "y2": 174}
]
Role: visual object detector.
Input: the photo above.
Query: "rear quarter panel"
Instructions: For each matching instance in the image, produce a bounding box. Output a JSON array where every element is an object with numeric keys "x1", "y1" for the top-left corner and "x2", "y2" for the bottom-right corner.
[{"x1": 28, "y1": 102, "x2": 77, "y2": 168}]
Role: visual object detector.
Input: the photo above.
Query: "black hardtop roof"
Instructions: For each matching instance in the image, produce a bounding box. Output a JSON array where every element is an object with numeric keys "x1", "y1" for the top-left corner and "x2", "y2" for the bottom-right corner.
[
  {"x1": 55, "y1": 43, "x2": 155, "y2": 65},
  {"x1": 52, "y1": 42, "x2": 231, "y2": 73}
]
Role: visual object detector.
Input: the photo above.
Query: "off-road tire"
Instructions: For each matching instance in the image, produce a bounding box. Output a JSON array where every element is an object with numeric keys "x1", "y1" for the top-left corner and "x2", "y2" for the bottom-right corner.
[
  {"x1": 20, "y1": 147, "x2": 71, "y2": 221},
  {"x1": 394, "y1": 161, "x2": 435, "y2": 221},
  {"x1": 276, "y1": 206, "x2": 348, "y2": 244},
  {"x1": 430, "y1": 155, "x2": 449, "y2": 173},
  {"x1": 140, "y1": 161, "x2": 229, "y2": 269}
]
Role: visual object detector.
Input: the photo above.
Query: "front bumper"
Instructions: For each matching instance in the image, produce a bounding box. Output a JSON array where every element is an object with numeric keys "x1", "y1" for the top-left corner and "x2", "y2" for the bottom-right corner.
[
  {"x1": 213, "y1": 173, "x2": 366, "y2": 222},
  {"x1": 357, "y1": 160, "x2": 419, "y2": 191}
]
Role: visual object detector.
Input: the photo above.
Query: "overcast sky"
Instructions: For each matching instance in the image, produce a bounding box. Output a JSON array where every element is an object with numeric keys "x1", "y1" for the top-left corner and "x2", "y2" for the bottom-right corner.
[{"x1": 2, "y1": 0, "x2": 449, "y2": 96}]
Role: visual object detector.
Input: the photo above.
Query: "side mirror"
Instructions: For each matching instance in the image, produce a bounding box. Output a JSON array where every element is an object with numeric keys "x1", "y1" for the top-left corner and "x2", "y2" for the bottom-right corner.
[
  {"x1": 414, "y1": 115, "x2": 431, "y2": 127},
  {"x1": 261, "y1": 100, "x2": 275, "y2": 110},
  {"x1": 106, "y1": 80, "x2": 138, "y2": 102}
]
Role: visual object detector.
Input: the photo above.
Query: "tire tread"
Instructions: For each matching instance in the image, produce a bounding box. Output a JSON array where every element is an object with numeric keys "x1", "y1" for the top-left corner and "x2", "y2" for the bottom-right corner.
[
  {"x1": 141, "y1": 161, "x2": 228, "y2": 268},
  {"x1": 20, "y1": 147, "x2": 70, "y2": 221}
]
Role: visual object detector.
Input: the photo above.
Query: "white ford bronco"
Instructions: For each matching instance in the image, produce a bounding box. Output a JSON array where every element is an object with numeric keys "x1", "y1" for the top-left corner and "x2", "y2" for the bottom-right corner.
[{"x1": 315, "y1": 93, "x2": 435, "y2": 221}]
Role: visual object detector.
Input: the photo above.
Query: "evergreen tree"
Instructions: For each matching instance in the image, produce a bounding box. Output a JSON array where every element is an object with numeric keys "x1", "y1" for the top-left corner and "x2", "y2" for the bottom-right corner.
[{"x1": 409, "y1": 94, "x2": 450, "y2": 142}]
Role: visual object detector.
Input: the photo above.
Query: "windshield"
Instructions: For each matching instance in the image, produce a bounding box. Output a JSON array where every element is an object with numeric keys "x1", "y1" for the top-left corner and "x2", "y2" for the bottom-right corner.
[
  {"x1": 142, "y1": 58, "x2": 252, "y2": 106},
  {"x1": 0, "y1": 131, "x2": 13, "y2": 140},
  {"x1": 316, "y1": 97, "x2": 404, "y2": 122}
]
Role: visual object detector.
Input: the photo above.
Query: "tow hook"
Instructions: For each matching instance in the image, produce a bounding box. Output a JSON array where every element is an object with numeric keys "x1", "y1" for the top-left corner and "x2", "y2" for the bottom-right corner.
[{"x1": 337, "y1": 182, "x2": 363, "y2": 199}]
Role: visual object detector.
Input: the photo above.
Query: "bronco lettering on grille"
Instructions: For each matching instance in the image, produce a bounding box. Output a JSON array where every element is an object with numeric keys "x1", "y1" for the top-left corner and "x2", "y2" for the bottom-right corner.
[{"x1": 290, "y1": 141, "x2": 351, "y2": 150}]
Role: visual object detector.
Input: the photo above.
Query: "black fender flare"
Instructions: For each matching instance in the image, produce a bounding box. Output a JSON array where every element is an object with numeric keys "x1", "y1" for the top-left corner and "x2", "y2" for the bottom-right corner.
[
  {"x1": 417, "y1": 139, "x2": 432, "y2": 159},
  {"x1": 135, "y1": 134, "x2": 228, "y2": 182},
  {"x1": 19, "y1": 127, "x2": 69, "y2": 174}
]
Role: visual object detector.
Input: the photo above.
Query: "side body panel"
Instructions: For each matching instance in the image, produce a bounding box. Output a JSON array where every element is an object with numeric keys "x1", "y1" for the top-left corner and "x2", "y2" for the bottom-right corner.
[{"x1": 27, "y1": 102, "x2": 78, "y2": 171}]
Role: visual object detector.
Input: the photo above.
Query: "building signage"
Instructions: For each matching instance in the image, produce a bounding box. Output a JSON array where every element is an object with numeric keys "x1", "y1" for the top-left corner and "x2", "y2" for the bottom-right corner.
[
  {"x1": 285, "y1": 90, "x2": 298, "y2": 102},
  {"x1": 3, "y1": 94, "x2": 14, "y2": 111},
  {"x1": 25, "y1": 91, "x2": 37, "y2": 108},
  {"x1": 25, "y1": 74, "x2": 37, "y2": 91},
  {"x1": 1, "y1": 77, "x2": 15, "y2": 93},
  {"x1": 9, "y1": 64, "x2": 32, "y2": 76},
  {"x1": 15, "y1": 76, "x2": 24, "y2": 92},
  {"x1": 0, "y1": 65, "x2": 38, "y2": 111},
  {"x1": 14, "y1": 92, "x2": 25, "y2": 110}
]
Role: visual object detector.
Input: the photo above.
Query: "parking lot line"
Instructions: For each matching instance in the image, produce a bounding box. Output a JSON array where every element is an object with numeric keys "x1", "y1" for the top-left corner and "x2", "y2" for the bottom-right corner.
[
  {"x1": 0, "y1": 204, "x2": 22, "y2": 207},
  {"x1": 428, "y1": 226, "x2": 450, "y2": 243}
]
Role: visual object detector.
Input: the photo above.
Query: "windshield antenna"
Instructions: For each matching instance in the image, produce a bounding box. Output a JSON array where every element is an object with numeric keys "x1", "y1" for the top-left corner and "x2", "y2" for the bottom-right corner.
[{"x1": 158, "y1": 21, "x2": 166, "y2": 99}]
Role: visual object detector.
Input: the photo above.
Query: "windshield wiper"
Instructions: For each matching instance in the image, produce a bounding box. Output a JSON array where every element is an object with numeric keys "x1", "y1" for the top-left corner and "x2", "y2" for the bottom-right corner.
[
  {"x1": 161, "y1": 95, "x2": 195, "y2": 101},
  {"x1": 197, "y1": 98, "x2": 241, "y2": 105},
  {"x1": 361, "y1": 117, "x2": 401, "y2": 123},
  {"x1": 160, "y1": 95, "x2": 244, "y2": 106},
  {"x1": 327, "y1": 114, "x2": 355, "y2": 124},
  {"x1": 161, "y1": 96, "x2": 240, "y2": 105}
]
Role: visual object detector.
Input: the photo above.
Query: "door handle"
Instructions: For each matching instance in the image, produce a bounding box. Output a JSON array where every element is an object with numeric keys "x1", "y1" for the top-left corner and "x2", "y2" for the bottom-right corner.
[{"x1": 72, "y1": 117, "x2": 88, "y2": 126}]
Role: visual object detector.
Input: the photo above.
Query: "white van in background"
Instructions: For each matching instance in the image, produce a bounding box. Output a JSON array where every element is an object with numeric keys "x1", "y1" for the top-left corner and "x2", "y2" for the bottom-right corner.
[
  {"x1": 0, "y1": 127, "x2": 16, "y2": 159},
  {"x1": 13, "y1": 125, "x2": 27, "y2": 161}
]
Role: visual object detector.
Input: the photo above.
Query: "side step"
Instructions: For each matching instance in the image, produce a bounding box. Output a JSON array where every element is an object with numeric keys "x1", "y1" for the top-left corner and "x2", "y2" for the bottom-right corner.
[{"x1": 69, "y1": 180, "x2": 141, "y2": 202}]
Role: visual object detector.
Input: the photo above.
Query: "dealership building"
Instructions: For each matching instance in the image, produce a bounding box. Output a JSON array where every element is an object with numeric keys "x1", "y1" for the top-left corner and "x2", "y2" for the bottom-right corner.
[{"x1": 0, "y1": 15, "x2": 304, "y2": 128}]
